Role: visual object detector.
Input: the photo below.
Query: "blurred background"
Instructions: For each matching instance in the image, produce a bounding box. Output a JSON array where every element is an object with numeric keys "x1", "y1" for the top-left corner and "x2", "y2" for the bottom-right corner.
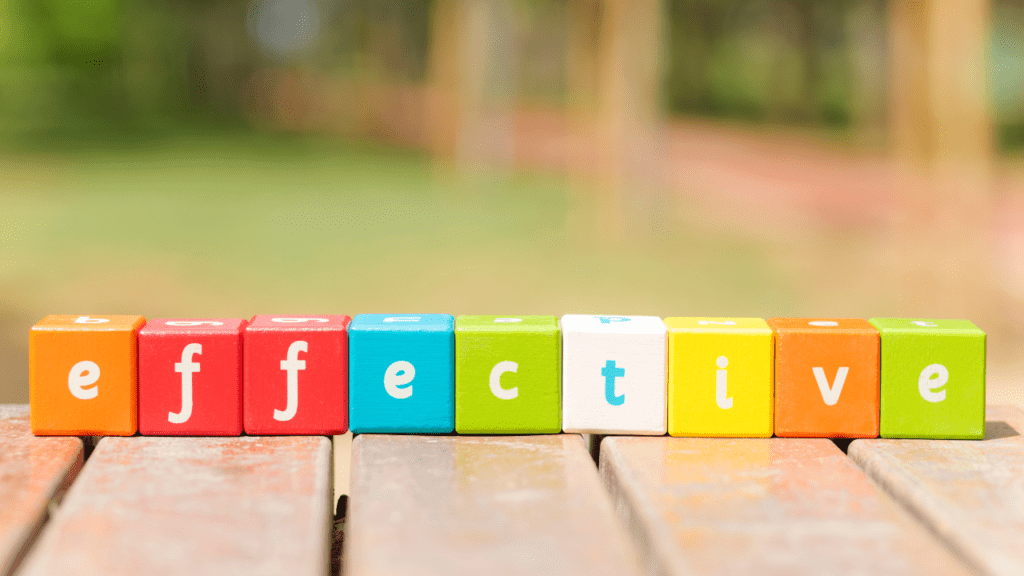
[{"x1": 1, "y1": 0, "x2": 1023, "y2": 415}]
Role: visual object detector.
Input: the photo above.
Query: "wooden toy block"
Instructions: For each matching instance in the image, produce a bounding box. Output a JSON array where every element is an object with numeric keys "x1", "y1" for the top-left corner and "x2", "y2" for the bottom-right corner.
[
  {"x1": 243, "y1": 315, "x2": 350, "y2": 435},
  {"x1": 138, "y1": 318, "x2": 247, "y2": 436},
  {"x1": 560, "y1": 315, "x2": 666, "y2": 435},
  {"x1": 769, "y1": 318, "x2": 880, "y2": 438},
  {"x1": 30, "y1": 315, "x2": 146, "y2": 436},
  {"x1": 665, "y1": 317, "x2": 773, "y2": 437},
  {"x1": 348, "y1": 314, "x2": 455, "y2": 433},
  {"x1": 454, "y1": 315, "x2": 560, "y2": 434},
  {"x1": 869, "y1": 318, "x2": 985, "y2": 439}
]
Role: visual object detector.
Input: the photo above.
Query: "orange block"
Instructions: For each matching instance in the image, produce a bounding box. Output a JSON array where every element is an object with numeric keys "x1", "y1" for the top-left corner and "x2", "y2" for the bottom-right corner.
[
  {"x1": 768, "y1": 318, "x2": 879, "y2": 438},
  {"x1": 30, "y1": 315, "x2": 146, "y2": 436}
]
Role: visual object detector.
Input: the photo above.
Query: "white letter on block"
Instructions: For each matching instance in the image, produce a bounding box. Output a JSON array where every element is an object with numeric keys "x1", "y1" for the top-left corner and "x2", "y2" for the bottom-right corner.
[
  {"x1": 918, "y1": 364, "x2": 948, "y2": 403},
  {"x1": 699, "y1": 320, "x2": 736, "y2": 326},
  {"x1": 68, "y1": 361, "x2": 100, "y2": 400},
  {"x1": 384, "y1": 360, "x2": 415, "y2": 399},
  {"x1": 272, "y1": 318, "x2": 329, "y2": 323},
  {"x1": 166, "y1": 321, "x2": 224, "y2": 327},
  {"x1": 812, "y1": 366, "x2": 848, "y2": 406},
  {"x1": 276, "y1": 341, "x2": 307, "y2": 421},
  {"x1": 715, "y1": 356, "x2": 732, "y2": 409},
  {"x1": 170, "y1": 343, "x2": 201, "y2": 424},
  {"x1": 912, "y1": 321, "x2": 938, "y2": 327},
  {"x1": 489, "y1": 361, "x2": 519, "y2": 400},
  {"x1": 75, "y1": 316, "x2": 109, "y2": 324}
]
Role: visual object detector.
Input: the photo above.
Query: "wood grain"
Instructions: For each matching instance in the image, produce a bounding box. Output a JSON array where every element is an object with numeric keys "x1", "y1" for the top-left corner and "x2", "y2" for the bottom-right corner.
[
  {"x1": 601, "y1": 436, "x2": 972, "y2": 576},
  {"x1": 346, "y1": 434, "x2": 642, "y2": 576},
  {"x1": 17, "y1": 435, "x2": 333, "y2": 576},
  {"x1": 0, "y1": 405, "x2": 82, "y2": 576},
  {"x1": 849, "y1": 404, "x2": 1024, "y2": 576}
]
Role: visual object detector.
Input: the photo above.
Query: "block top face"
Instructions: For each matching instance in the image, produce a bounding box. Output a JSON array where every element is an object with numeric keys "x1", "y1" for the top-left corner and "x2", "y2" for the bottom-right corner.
[
  {"x1": 560, "y1": 315, "x2": 666, "y2": 335},
  {"x1": 868, "y1": 318, "x2": 984, "y2": 336},
  {"x1": 140, "y1": 318, "x2": 247, "y2": 335},
  {"x1": 768, "y1": 318, "x2": 877, "y2": 334},
  {"x1": 32, "y1": 315, "x2": 145, "y2": 332},
  {"x1": 247, "y1": 315, "x2": 350, "y2": 331},
  {"x1": 350, "y1": 314, "x2": 454, "y2": 332},
  {"x1": 455, "y1": 315, "x2": 558, "y2": 333},
  {"x1": 663, "y1": 317, "x2": 770, "y2": 334}
]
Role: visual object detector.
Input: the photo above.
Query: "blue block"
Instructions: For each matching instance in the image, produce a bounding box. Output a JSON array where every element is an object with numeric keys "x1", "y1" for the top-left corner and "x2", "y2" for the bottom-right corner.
[{"x1": 349, "y1": 314, "x2": 455, "y2": 433}]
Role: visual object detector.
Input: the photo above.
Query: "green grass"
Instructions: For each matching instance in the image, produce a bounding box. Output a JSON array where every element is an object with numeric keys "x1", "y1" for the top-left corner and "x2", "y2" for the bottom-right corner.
[{"x1": 0, "y1": 131, "x2": 794, "y2": 402}]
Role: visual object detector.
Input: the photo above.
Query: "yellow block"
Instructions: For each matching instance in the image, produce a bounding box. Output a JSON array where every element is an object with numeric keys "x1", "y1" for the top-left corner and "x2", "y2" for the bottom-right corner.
[{"x1": 665, "y1": 318, "x2": 774, "y2": 437}]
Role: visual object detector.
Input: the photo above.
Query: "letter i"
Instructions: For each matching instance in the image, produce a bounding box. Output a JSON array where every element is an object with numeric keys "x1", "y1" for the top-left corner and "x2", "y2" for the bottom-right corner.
[{"x1": 716, "y1": 356, "x2": 733, "y2": 409}]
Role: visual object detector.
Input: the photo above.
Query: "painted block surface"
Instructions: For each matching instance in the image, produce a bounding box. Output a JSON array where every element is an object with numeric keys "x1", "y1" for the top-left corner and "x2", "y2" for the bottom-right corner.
[
  {"x1": 769, "y1": 318, "x2": 879, "y2": 438},
  {"x1": 138, "y1": 318, "x2": 246, "y2": 436},
  {"x1": 869, "y1": 318, "x2": 985, "y2": 439},
  {"x1": 349, "y1": 314, "x2": 455, "y2": 433},
  {"x1": 455, "y1": 315, "x2": 560, "y2": 434},
  {"x1": 243, "y1": 315, "x2": 350, "y2": 435},
  {"x1": 30, "y1": 315, "x2": 146, "y2": 436},
  {"x1": 561, "y1": 315, "x2": 666, "y2": 434},
  {"x1": 665, "y1": 317, "x2": 773, "y2": 437}
]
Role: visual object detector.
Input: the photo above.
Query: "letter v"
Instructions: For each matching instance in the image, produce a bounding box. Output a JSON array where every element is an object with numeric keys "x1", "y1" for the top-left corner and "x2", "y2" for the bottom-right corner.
[{"x1": 812, "y1": 367, "x2": 849, "y2": 406}]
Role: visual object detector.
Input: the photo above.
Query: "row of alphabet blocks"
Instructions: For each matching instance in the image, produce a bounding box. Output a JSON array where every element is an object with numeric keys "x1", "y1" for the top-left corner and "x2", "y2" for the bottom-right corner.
[{"x1": 29, "y1": 314, "x2": 986, "y2": 439}]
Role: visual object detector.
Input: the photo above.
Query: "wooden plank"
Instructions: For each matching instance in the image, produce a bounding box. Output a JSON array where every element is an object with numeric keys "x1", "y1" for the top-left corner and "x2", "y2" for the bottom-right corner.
[
  {"x1": 0, "y1": 405, "x2": 82, "y2": 576},
  {"x1": 601, "y1": 436, "x2": 973, "y2": 576},
  {"x1": 346, "y1": 434, "x2": 642, "y2": 576},
  {"x1": 17, "y1": 435, "x2": 333, "y2": 576},
  {"x1": 849, "y1": 404, "x2": 1024, "y2": 576}
]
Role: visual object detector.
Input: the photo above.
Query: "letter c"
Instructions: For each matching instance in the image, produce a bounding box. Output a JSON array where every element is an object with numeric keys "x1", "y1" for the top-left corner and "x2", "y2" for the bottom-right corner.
[{"x1": 489, "y1": 361, "x2": 519, "y2": 400}]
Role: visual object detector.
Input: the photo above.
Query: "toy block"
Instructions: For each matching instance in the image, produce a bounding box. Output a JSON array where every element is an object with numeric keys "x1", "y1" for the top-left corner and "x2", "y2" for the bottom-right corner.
[
  {"x1": 768, "y1": 318, "x2": 880, "y2": 438},
  {"x1": 665, "y1": 317, "x2": 773, "y2": 437},
  {"x1": 138, "y1": 318, "x2": 247, "y2": 436},
  {"x1": 560, "y1": 315, "x2": 666, "y2": 435},
  {"x1": 869, "y1": 318, "x2": 985, "y2": 439},
  {"x1": 243, "y1": 315, "x2": 350, "y2": 435},
  {"x1": 348, "y1": 314, "x2": 455, "y2": 433},
  {"x1": 454, "y1": 316, "x2": 560, "y2": 434},
  {"x1": 30, "y1": 315, "x2": 145, "y2": 436}
]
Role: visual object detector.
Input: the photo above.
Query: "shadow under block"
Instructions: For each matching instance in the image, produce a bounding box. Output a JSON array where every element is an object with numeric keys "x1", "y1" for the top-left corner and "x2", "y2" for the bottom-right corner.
[
  {"x1": 243, "y1": 315, "x2": 350, "y2": 435},
  {"x1": 665, "y1": 317, "x2": 773, "y2": 437},
  {"x1": 347, "y1": 434, "x2": 642, "y2": 576},
  {"x1": 869, "y1": 318, "x2": 985, "y2": 439},
  {"x1": 455, "y1": 316, "x2": 560, "y2": 434},
  {"x1": 17, "y1": 435, "x2": 333, "y2": 576},
  {"x1": 561, "y1": 315, "x2": 666, "y2": 435},
  {"x1": 849, "y1": 405, "x2": 1024, "y2": 576},
  {"x1": 138, "y1": 318, "x2": 247, "y2": 436},
  {"x1": 769, "y1": 318, "x2": 880, "y2": 438},
  {"x1": 348, "y1": 314, "x2": 455, "y2": 433},
  {"x1": 600, "y1": 436, "x2": 972, "y2": 576},
  {"x1": 0, "y1": 405, "x2": 83, "y2": 576},
  {"x1": 30, "y1": 315, "x2": 146, "y2": 436}
]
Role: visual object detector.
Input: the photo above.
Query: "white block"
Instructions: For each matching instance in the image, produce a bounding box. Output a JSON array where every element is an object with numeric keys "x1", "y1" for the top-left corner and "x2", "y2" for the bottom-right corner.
[{"x1": 561, "y1": 315, "x2": 667, "y2": 435}]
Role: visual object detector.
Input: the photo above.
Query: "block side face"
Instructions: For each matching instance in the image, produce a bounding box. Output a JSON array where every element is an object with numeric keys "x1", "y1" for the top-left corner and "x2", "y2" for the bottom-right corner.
[
  {"x1": 247, "y1": 315, "x2": 351, "y2": 331},
  {"x1": 667, "y1": 330, "x2": 773, "y2": 437},
  {"x1": 140, "y1": 318, "x2": 247, "y2": 335},
  {"x1": 664, "y1": 317, "x2": 770, "y2": 333},
  {"x1": 455, "y1": 329, "x2": 561, "y2": 433},
  {"x1": 30, "y1": 328, "x2": 138, "y2": 435},
  {"x1": 138, "y1": 330, "x2": 243, "y2": 436},
  {"x1": 33, "y1": 315, "x2": 145, "y2": 331},
  {"x1": 559, "y1": 315, "x2": 666, "y2": 335},
  {"x1": 773, "y1": 330, "x2": 879, "y2": 438},
  {"x1": 878, "y1": 330, "x2": 985, "y2": 439},
  {"x1": 869, "y1": 318, "x2": 984, "y2": 335},
  {"x1": 455, "y1": 315, "x2": 559, "y2": 333},
  {"x1": 349, "y1": 330, "x2": 455, "y2": 433},
  {"x1": 349, "y1": 314, "x2": 454, "y2": 332},
  {"x1": 562, "y1": 331, "x2": 666, "y2": 434}
]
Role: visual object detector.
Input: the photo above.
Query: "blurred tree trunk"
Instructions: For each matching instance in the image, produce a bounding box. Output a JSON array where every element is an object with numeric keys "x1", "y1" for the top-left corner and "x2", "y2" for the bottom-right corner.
[{"x1": 888, "y1": 0, "x2": 994, "y2": 320}]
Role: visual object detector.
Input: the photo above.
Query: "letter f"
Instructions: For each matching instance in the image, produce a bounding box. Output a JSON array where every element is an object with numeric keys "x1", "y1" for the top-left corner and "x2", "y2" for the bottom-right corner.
[
  {"x1": 276, "y1": 341, "x2": 307, "y2": 421},
  {"x1": 170, "y1": 343, "x2": 202, "y2": 424}
]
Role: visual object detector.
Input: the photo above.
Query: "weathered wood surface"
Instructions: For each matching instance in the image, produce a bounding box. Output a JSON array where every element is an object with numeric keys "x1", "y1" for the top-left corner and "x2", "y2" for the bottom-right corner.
[
  {"x1": 601, "y1": 436, "x2": 973, "y2": 576},
  {"x1": 346, "y1": 434, "x2": 642, "y2": 576},
  {"x1": 17, "y1": 435, "x2": 333, "y2": 576},
  {"x1": 0, "y1": 405, "x2": 82, "y2": 576},
  {"x1": 849, "y1": 404, "x2": 1024, "y2": 576}
]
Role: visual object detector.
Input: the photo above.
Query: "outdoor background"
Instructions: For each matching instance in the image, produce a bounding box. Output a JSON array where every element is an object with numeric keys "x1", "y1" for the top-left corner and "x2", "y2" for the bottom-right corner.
[{"x1": 2, "y1": 0, "x2": 1023, "y2": 417}]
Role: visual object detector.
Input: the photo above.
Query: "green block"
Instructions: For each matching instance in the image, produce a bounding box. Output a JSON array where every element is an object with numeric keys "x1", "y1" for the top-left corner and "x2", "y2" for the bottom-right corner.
[
  {"x1": 869, "y1": 318, "x2": 986, "y2": 439},
  {"x1": 455, "y1": 315, "x2": 561, "y2": 433}
]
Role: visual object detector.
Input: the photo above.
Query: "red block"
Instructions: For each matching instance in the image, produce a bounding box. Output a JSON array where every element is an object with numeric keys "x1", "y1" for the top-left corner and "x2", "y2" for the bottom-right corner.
[
  {"x1": 138, "y1": 318, "x2": 247, "y2": 436},
  {"x1": 244, "y1": 315, "x2": 350, "y2": 435}
]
